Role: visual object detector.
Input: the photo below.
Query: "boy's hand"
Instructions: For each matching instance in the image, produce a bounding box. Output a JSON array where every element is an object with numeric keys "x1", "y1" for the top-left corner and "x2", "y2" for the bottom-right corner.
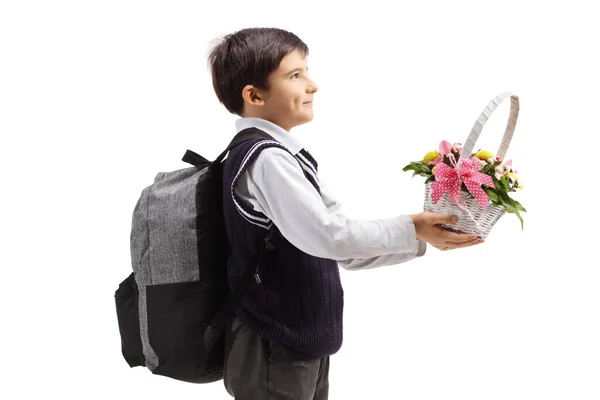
[{"x1": 409, "y1": 212, "x2": 484, "y2": 251}]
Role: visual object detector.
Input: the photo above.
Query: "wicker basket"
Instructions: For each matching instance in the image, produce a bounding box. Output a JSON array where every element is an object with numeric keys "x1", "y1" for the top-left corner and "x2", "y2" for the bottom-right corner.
[{"x1": 423, "y1": 92, "x2": 520, "y2": 239}]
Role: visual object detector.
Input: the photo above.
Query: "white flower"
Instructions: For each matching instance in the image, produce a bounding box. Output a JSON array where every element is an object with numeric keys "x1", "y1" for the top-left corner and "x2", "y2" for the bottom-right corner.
[
  {"x1": 494, "y1": 172, "x2": 502, "y2": 180},
  {"x1": 478, "y1": 159, "x2": 487, "y2": 168},
  {"x1": 494, "y1": 165, "x2": 504, "y2": 174},
  {"x1": 515, "y1": 178, "x2": 524, "y2": 189},
  {"x1": 487, "y1": 157, "x2": 495, "y2": 164}
]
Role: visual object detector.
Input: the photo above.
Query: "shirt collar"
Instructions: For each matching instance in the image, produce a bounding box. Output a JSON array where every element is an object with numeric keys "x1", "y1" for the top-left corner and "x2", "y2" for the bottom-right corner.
[{"x1": 235, "y1": 117, "x2": 304, "y2": 155}]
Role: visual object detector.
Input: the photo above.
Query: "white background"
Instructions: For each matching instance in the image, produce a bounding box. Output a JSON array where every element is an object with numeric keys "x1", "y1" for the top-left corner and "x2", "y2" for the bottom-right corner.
[{"x1": 1, "y1": 0, "x2": 598, "y2": 399}]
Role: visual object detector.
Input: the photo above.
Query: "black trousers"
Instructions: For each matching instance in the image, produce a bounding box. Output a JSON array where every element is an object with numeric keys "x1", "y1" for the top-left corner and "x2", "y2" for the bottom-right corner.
[{"x1": 223, "y1": 316, "x2": 330, "y2": 399}]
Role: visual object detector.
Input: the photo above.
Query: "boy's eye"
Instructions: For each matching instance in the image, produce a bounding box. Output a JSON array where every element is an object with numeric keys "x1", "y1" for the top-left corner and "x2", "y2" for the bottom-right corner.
[{"x1": 291, "y1": 73, "x2": 299, "y2": 79}]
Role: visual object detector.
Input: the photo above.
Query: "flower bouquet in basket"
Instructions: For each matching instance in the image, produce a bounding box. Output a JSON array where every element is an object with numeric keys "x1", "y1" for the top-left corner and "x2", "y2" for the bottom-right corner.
[{"x1": 402, "y1": 93, "x2": 526, "y2": 239}]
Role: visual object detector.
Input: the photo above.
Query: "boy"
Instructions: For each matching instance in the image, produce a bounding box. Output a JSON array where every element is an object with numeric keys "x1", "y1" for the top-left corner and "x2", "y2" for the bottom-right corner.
[{"x1": 207, "y1": 27, "x2": 482, "y2": 400}]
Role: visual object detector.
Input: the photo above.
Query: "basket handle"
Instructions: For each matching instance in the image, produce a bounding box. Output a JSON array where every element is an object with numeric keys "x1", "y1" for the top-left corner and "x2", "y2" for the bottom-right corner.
[{"x1": 458, "y1": 92, "x2": 520, "y2": 164}]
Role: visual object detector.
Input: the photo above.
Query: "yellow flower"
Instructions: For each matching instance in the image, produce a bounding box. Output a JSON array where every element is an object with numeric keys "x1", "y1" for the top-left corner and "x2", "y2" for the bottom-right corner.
[
  {"x1": 475, "y1": 150, "x2": 494, "y2": 160},
  {"x1": 423, "y1": 150, "x2": 440, "y2": 164}
]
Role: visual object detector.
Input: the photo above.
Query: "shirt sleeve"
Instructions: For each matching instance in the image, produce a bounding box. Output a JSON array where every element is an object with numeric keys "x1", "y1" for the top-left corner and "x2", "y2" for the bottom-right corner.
[
  {"x1": 317, "y1": 176, "x2": 427, "y2": 270},
  {"x1": 234, "y1": 146, "x2": 425, "y2": 261}
]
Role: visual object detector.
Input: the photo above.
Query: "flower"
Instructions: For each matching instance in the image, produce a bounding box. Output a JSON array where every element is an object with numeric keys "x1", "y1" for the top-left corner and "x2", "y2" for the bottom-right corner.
[
  {"x1": 428, "y1": 141, "x2": 463, "y2": 166},
  {"x1": 423, "y1": 150, "x2": 441, "y2": 165},
  {"x1": 476, "y1": 150, "x2": 494, "y2": 160},
  {"x1": 505, "y1": 173, "x2": 525, "y2": 190},
  {"x1": 504, "y1": 159, "x2": 517, "y2": 172},
  {"x1": 515, "y1": 178, "x2": 524, "y2": 189},
  {"x1": 403, "y1": 138, "x2": 526, "y2": 230},
  {"x1": 439, "y1": 140, "x2": 453, "y2": 155}
]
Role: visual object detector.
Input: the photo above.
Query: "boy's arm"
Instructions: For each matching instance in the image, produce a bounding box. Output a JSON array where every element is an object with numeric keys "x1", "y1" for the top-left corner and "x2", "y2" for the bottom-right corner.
[
  {"x1": 317, "y1": 177, "x2": 427, "y2": 270},
  {"x1": 234, "y1": 147, "x2": 423, "y2": 261}
]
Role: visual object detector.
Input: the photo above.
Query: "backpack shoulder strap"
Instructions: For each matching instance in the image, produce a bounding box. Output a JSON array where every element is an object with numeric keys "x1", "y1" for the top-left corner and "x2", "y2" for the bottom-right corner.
[
  {"x1": 181, "y1": 128, "x2": 276, "y2": 168},
  {"x1": 224, "y1": 127, "x2": 275, "y2": 154}
]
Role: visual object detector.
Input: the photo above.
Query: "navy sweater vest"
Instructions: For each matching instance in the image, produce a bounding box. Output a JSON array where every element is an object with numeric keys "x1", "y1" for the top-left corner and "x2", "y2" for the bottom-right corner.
[{"x1": 222, "y1": 133, "x2": 344, "y2": 358}]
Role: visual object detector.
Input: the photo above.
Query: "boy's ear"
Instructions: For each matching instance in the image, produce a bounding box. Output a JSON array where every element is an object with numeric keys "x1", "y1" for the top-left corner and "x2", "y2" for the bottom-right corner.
[{"x1": 242, "y1": 84, "x2": 267, "y2": 107}]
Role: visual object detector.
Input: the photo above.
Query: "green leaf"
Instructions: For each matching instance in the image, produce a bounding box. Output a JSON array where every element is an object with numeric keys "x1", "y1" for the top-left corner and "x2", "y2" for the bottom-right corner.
[
  {"x1": 500, "y1": 176, "x2": 509, "y2": 191},
  {"x1": 497, "y1": 190, "x2": 515, "y2": 207},
  {"x1": 404, "y1": 161, "x2": 435, "y2": 180},
  {"x1": 512, "y1": 199, "x2": 527, "y2": 212},
  {"x1": 482, "y1": 187, "x2": 499, "y2": 202},
  {"x1": 497, "y1": 190, "x2": 524, "y2": 230},
  {"x1": 403, "y1": 164, "x2": 420, "y2": 175},
  {"x1": 508, "y1": 207, "x2": 524, "y2": 230},
  {"x1": 402, "y1": 162, "x2": 419, "y2": 171},
  {"x1": 493, "y1": 177, "x2": 502, "y2": 190}
]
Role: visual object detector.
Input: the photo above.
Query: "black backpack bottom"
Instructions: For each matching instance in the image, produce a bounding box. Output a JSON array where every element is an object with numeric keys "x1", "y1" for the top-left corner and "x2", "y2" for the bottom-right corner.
[{"x1": 115, "y1": 273, "x2": 227, "y2": 383}]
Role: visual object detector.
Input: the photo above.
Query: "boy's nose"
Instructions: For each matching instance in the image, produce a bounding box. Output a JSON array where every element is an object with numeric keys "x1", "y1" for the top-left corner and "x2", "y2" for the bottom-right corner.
[{"x1": 307, "y1": 80, "x2": 318, "y2": 93}]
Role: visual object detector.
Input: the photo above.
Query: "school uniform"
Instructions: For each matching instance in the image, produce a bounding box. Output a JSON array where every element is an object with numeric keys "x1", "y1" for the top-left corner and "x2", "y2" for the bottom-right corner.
[{"x1": 222, "y1": 117, "x2": 427, "y2": 399}]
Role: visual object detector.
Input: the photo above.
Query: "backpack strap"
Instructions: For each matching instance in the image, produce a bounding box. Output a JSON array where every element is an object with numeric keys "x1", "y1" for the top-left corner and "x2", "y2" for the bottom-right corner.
[
  {"x1": 202, "y1": 127, "x2": 284, "y2": 356},
  {"x1": 204, "y1": 223, "x2": 284, "y2": 355},
  {"x1": 181, "y1": 127, "x2": 275, "y2": 168},
  {"x1": 217, "y1": 127, "x2": 276, "y2": 163}
]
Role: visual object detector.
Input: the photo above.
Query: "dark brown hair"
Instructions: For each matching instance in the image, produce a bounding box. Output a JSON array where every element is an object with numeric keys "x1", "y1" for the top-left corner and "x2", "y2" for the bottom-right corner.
[{"x1": 207, "y1": 28, "x2": 309, "y2": 116}]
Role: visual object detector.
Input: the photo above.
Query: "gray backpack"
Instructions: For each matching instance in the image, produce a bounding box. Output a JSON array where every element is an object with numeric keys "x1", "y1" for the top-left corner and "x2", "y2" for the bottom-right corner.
[{"x1": 114, "y1": 128, "x2": 282, "y2": 383}]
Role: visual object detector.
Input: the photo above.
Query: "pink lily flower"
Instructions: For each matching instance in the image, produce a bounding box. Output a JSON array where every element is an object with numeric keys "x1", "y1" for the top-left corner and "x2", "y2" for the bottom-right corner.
[
  {"x1": 428, "y1": 155, "x2": 443, "y2": 165},
  {"x1": 439, "y1": 140, "x2": 452, "y2": 155},
  {"x1": 428, "y1": 140, "x2": 457, "y2": 166}
]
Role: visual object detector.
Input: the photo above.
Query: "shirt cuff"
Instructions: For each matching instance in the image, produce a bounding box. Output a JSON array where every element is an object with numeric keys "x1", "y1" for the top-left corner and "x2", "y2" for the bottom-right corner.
[
  {"x1": 417, "y1": 239, "x2": 427, "y2": 256},
  {"x1": 400, "y1": 214, "x2": 426, "y2": 257}
]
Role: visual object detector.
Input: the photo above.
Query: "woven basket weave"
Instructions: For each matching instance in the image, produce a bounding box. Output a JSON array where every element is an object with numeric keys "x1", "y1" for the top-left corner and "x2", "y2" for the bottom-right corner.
[{"x1": 423, "y1": 92, "x2": 520, "y2": 239}]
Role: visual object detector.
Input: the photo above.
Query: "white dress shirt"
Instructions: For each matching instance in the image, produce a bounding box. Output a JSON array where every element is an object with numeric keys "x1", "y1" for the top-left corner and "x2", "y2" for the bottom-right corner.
[{"x1": 231, "y1": 117, "x2": 427, "y2": 271}]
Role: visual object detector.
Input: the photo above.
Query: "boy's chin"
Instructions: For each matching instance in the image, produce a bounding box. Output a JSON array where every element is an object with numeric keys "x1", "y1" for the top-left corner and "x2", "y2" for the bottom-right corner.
[
  {"x1": 301, "y1": 112, "x2": 315, "y2": 123},
  {"x1": 293, "y1": 117, "x2": 313, "y2": 128}
]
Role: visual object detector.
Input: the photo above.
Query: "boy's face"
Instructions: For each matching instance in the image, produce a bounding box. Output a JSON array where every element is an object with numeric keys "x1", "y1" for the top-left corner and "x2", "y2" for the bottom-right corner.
[{"x1": 241, "y1": 49, "x2": 318, "y2": 131}]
